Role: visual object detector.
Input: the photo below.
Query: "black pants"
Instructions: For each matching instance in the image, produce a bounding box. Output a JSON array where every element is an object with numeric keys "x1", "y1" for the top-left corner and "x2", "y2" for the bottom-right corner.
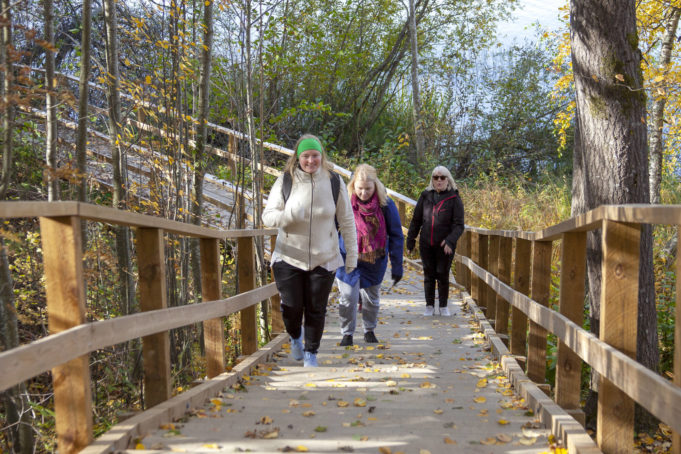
[
  {"x1": 272, "y1": 261, "x2": 336, "y2": 354},
  {"x1": 420, "y1": 242, "x2": 455, "y2": 307}
]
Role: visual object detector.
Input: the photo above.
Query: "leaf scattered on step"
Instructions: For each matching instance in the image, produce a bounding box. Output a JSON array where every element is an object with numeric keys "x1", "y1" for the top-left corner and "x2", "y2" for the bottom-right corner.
[
  {"x1": 497, "y1": 419, "x2": 510, "y2": 425},
  {"x1": 337, "y1": 400, "x2": 349, "y2": 407},
  {"x1": 314, "y1": 426, "x2": 327, "y2": 432},
  {"x1": 496, "y1": 433, "x2": 512, "y2": 443},
  {"x1": 444, "y1": 436, "x2": 457, "y2": 444},
  {"x1": 473, "y1": 396, "x2": 486, "y2": 403},
  {"x1": 302, "y1": 411, "x2": 315, "y2": 417}
]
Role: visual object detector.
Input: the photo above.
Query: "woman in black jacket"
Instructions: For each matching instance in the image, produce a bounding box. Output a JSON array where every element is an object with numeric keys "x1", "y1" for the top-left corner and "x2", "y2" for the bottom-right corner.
[{"x1": 406, "y1": 166, "x2": 464, "y2": 316}]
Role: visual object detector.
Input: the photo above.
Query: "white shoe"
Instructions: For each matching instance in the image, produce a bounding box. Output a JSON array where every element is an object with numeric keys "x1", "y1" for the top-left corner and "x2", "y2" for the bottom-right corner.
[
  {"x1": 440, "y1": 307, "x2": 451, "y2": 317},
  {"x1": 423, "y1": 306, "x2": 434, "y2": 316}
]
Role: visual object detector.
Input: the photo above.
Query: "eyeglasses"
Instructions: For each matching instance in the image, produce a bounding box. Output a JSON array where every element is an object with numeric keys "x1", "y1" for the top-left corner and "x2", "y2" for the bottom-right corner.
[{"x1": 432, "y1": 175, "x2": 447, "y2": 181}]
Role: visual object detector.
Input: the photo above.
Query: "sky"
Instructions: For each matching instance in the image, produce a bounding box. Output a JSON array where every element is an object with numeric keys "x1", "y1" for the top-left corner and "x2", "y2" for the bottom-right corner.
[{"x1": 496, "y1": 0, "x2": 567, "y2": 44}]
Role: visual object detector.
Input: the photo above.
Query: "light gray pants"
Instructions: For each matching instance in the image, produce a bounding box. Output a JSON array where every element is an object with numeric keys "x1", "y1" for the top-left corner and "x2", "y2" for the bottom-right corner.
[{"x1": 336, "y1": 279, "x2": 381, "y2": 336}]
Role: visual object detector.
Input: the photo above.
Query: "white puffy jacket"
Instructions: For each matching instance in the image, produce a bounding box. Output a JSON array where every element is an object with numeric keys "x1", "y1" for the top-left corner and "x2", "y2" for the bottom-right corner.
[{"x1": 263, "y1": 166, "x2": 358, "y2": 271}]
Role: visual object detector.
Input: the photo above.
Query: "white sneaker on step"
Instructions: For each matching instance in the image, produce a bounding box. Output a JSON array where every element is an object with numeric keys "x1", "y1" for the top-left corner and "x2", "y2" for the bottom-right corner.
[
  {"x1": 440, "y1": 307, "x2": 451, "y2": 317},
  {"x1": 423, "y1": 306, "x2": 435, "y2": 316}
]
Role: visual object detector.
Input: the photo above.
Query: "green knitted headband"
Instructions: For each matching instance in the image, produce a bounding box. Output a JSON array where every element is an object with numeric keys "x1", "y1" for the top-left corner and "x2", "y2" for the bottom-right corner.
[{"x1": 296, "y1": 138, "x2": 323, "y2": 157}]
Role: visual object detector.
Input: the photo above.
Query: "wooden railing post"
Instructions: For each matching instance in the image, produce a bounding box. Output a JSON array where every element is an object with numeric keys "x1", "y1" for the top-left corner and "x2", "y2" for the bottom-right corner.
[
  {"x1": 201, "y1": 238, "x2": 224, "y2": 378},
  {"x1": 269, "y1": 236, "x2": 285, "y2": 334},
  {"x1": 597, "y1": 221, "x2": 640, "y2": 453},
  {"x1": 456, "y1": 230, "x2": 466, "y2": 289},
  {"x1": 463, "y1": 230, "x2": 471, "y2": 291},
  {"x1": 527, "y1": 240, "x2": 552, "y2": 384},
  {"x1": 674, "y1": 227, "x2": 681, "y2": 454},
  {"x1": 138, "y1": 228, "x2": 171, "y2": 407},
  {"x1": 470, "y1": 232, "x2": 480, "y2": 301},
  {"x1": 487, "y1": 235, "x2": 500, "y2": 325},
  {"x1": 238, "y1": 236, "x2": 257, "y2": 355},
  {"x1": 496, "y1": 236, "x2": 512, "y2": 340},
  {"x1": 478, "y1": 233, "x2": 489, "y2": 314},
  {"x1": 555, "y1": 232, "x2": 586, "y2": 424},
  {"x1": 511, "y1": 238, "x2": 531, "y2": 362},
  {"x1": 396, "y1": 200, "x2": 406, "y2": 231},
  {"x1": 39, "y1": 216, "x2": 92, "y2": 454}
]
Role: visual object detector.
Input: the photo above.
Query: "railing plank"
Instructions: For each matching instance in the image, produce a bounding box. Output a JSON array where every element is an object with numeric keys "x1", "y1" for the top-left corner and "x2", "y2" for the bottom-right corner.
[
  {"x1": 527, "y1": 241, "x2": 552, "y2": 384},
  {"x1": 138, "y1": 228, "x2": 171, "y2": 407},
  {"x1": 675, "y1": 228, "x2": 681, "y2": 454},
  {"x1": 458, "y1": 254, "x2": 681, "y2": 434},
  {"x1": 597, "y1": 221, "x2": 640, "y2": 453},
  {"x1": 511, "y1": 238, "x2": 531, "y2": 360},
  {"x1": 487, "y1": 235, "x2": 499, "y2": 324},
  {"x1": 201, "y1": 238, "x2": 225, "y2": 378},
  {"x1": 478, "y1": 234, "x2": 489, "y2": 315},
  {"x1": 0, "y1": 284, "x2": 277, "y2": 391},
  {"x1": 269, "y1": 236, "x2": 285, "y2": 334},
  {"x1": 238, "y1": 237, "x2": 258, "y2": 355},
  {"x1": 496, "y1": 236, "x2": 512, "y2": 339},
  {"x1": 471, "y1": 232, "x2": 480, "y2": 302},
  {"x1": 555, "y1": 232, "x2": 586, "y2": 414},
  {"x1": 39, "y1": 216, "x2": 93, "y2": 454}
]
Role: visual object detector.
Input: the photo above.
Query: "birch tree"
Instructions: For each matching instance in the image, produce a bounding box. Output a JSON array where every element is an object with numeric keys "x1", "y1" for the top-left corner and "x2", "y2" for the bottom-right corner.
[
  {"x1": 76, "y1": 0, "x2": 92, "y2": 205},
  {"x1": 44, "y1": 0, "x2": 58, "y2": 201}
]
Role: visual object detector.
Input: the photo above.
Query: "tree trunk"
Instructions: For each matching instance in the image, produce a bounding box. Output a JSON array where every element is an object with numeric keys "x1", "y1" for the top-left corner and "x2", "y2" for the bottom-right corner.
[
  {"x1": 44, "y1": 0, "x2": 59, "y2": 201},
  {"x1": 190, "y1": 0, "x2": 213, "y2": 304},
  {"x1": 76, "y1": 0, "x2": 92, "y2": 205},
  {"x1": 649, "y1": 7, "x2": 680, "y2": 205},
  {"x1": 408, "y1": 0, "x2": 425, "y2": 166},
  {"x1": 103, "y1": 0, "x2": 135, "y2": 315},
  {"x1": 570, "y1": 0, "x2": 658, "y2": 432},
  {"x1": 0, "y1": 0, "x2": 14, "y2": 200}
]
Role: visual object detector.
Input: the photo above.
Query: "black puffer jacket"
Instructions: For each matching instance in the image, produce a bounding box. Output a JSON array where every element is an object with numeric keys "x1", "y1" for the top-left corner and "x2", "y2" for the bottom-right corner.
[{"x1": 406, "y1": 188, "x2": 464, "y2": 251}]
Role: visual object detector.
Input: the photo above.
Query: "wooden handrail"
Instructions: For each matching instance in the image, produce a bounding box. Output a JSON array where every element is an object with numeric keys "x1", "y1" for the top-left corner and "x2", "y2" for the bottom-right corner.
[
  {"x1": 0, "y1": 284, "x2": 277, "y2": 391},
  {"x1": 0, "y1": 202, "x2": 275, "y2": 239},
  {"x1": 457, "y1": 203, "x2": 681, "y2": 454}
]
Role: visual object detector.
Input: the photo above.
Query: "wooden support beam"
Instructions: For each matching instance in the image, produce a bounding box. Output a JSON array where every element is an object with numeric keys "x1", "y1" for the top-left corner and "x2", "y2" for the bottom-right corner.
[
  {"x1": 487, "y1": 236, "x2": 500, "y2": 325},
  {"x1": 597, "y1": 221, "x2": 640, "y2": 453},
  {"x1": 674, "y1": 228, "x2": 681, "y2": 454},
  {"x1": 39, "y1": 216, "x2": 92, "y2": 454},
  {"x1": 527, "y1": 240, "x2": 552, "y2": 384},
  {"x1": 555, "y1": 232, "x2": 586, "y2": 412},
  {"x1": 138, "y1": 228, "x2": 171, "y2": 407},
  {"x1": 269, "y1": 236, "x2": 284, "y2": 334},
  {"x1": 463, "y1": 230, "x2": 471, "y2": 291},
  {"x1": 201, "y1": 238, "x2": 225, "y2": 378},
  {"x1": 479, "y1": 234, "x2": 489, "y2": 315},
  {"x1": 511, "y1": 238, "x2": 531, "y2": 359},
  {"x1": 496, "y1": 236, "x2": 512, "y2": 339},
  {"x1": 238, "y1": 237, "x2": 257, "y2": 355},
  {"x1": 471, "y1": 232, "x2": 480, "y2": 302}
]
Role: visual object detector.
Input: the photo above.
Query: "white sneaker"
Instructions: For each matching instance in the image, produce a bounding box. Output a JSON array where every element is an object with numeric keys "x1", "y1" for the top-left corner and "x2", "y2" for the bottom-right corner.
[
  {"x1": 440, "y1": 307, "x2": 451, "y2": 317},
  {"x1": 423, "y1": 306, "x2": 435, "y2": 316}
]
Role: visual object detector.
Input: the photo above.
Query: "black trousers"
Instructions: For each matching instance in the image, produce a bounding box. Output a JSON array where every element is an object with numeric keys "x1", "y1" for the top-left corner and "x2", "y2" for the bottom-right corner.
[
  {"x1": 272, "y1": 261, "x2": 336, "y2": 354},
  {"x1": 420, "y1": 242, "x2": 455, "y2": 307}
]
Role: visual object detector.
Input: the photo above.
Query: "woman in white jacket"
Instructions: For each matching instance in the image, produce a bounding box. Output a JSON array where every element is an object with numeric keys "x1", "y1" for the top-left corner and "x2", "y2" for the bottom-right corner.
[{"x1": 263, "y1": 134, "x2": 358, "y2": 367}]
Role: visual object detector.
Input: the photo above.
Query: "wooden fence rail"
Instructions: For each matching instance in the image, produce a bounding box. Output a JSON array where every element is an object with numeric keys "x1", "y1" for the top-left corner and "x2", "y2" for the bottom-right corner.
[
  {"x1": 0, "y1": 202, "x2": 279, "y2": 454},
  {"x1": 456, "y1": 204, "x2": 681, "y2": 454}
]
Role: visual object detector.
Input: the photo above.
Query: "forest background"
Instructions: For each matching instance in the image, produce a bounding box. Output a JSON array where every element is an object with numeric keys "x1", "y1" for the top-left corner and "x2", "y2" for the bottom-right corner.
[{"x1": 1, "y1": 0, "x2": 680, "y2": 452}]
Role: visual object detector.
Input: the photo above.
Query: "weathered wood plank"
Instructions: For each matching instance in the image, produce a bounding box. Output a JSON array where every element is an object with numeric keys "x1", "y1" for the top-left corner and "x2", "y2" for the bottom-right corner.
[
  {"x1": 597, "y1": 221, "x2": 639, "y2": 453},
  {"x1": 555, "y1": 232, "x2": 586, "y2": 411},
  {"x1": 458, "y1": 254, "x2": 681, "y2": 434},
  {"x1": 496, "y1": 236, "x2": 512, "y2": 338},
  {"x1": 39, "y1": 216, "x2": 93, "y2": 454},
  {"x1": 470, "y1": 232, "x2": 480, "y2": 302},
  {"x1": 269, "y1": 236, "x2": 285, "y2": 334},
  {"x1": 527, "y1": 241, "x2": 552, "y2": 384},
  {"x1": 238, "y1": 237, "x2": 258, "y2": 355},
  {"x1": 478, "y1": 234, "x2": 489, "y2": 315},
  {"x1": 487, "y1": 235, "x2": 499, "y2": 324},
  {"x1": 511, "y1": 238, "x2": 531, "y2": 358},
  {"x1": 137, "y1": 228, "x2": 171, "y2": 408},
  {"x1": 675, "y1": 229, "x2": 681, "y2": 454},
  {"x1": 201, "y1": 238, "x2": 225, "y2": 378},
  {"x1": 0, "y1": 284, "x2": 278, "y2": 391}
]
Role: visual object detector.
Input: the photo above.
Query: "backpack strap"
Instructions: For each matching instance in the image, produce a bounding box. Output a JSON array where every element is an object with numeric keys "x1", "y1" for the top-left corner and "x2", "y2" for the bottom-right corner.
[{"x1": 281, "y1": 171, "x2": 293, "y2": 203}]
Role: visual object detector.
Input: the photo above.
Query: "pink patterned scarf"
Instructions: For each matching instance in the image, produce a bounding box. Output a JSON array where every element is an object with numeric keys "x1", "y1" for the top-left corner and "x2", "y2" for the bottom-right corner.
[{"x1": 351, "y1": 193, "x2": 387, "y2": 263}]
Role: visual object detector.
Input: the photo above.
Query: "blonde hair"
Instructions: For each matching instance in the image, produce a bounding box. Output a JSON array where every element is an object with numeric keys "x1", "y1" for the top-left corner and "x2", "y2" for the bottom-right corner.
[
  {"x1": 283, "y1": 134, "x2": 334, "y2": 176},
  {"x1": 425, "y1": 165, "x2": 458, "y2": 191},
  {"x1": 348, "y1": 163, "x2": 388, "y2": 206}
]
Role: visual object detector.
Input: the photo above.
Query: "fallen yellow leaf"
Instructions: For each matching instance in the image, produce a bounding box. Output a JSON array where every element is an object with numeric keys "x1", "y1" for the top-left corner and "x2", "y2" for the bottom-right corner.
[
  {"x1": 354, "y1": 398, "x2": 366, "y2": 407},
  {"x1": 379, "y1": 447, "x2": 392, "y2": 454},
  {"x1": 496, "y1": 433, "x2": 512, "y2": 443},
  {"x1": 302, "y1": 411, "x2": 315, "y2": 417},
  {"x1": 497, "y1": 419, "x2": 510, "y2": 425},
  {"x1": 476, "y1": 378, "x2": 487, "y2": 388},
  {"x1": 480, "y1": 437, "x2": 497, "y2": 445},
  {"x1": 433, "y1": 409, "x2": 444, "y2": 414},
  {"x1": 337, "y1": 401, "x2": 349, "y2": 407},
  {"x1": 295, "y1": 446, "x2": 309, "y2": 452},
  {"x1": 444, "y1": 436, "x2": 457, "y2": 445},
  {"x1": 473, "y1": 396, "x2": 486, "y2": 403},
  {"x1": 260, "y1": 415, "x2": 272, "y2": 424},
  {"x1": 201, "y1": 443, "x2": 219, "y2": 449},
  {"x1": 135, "y1": 443, "x2": 145, "y2": 450}
]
